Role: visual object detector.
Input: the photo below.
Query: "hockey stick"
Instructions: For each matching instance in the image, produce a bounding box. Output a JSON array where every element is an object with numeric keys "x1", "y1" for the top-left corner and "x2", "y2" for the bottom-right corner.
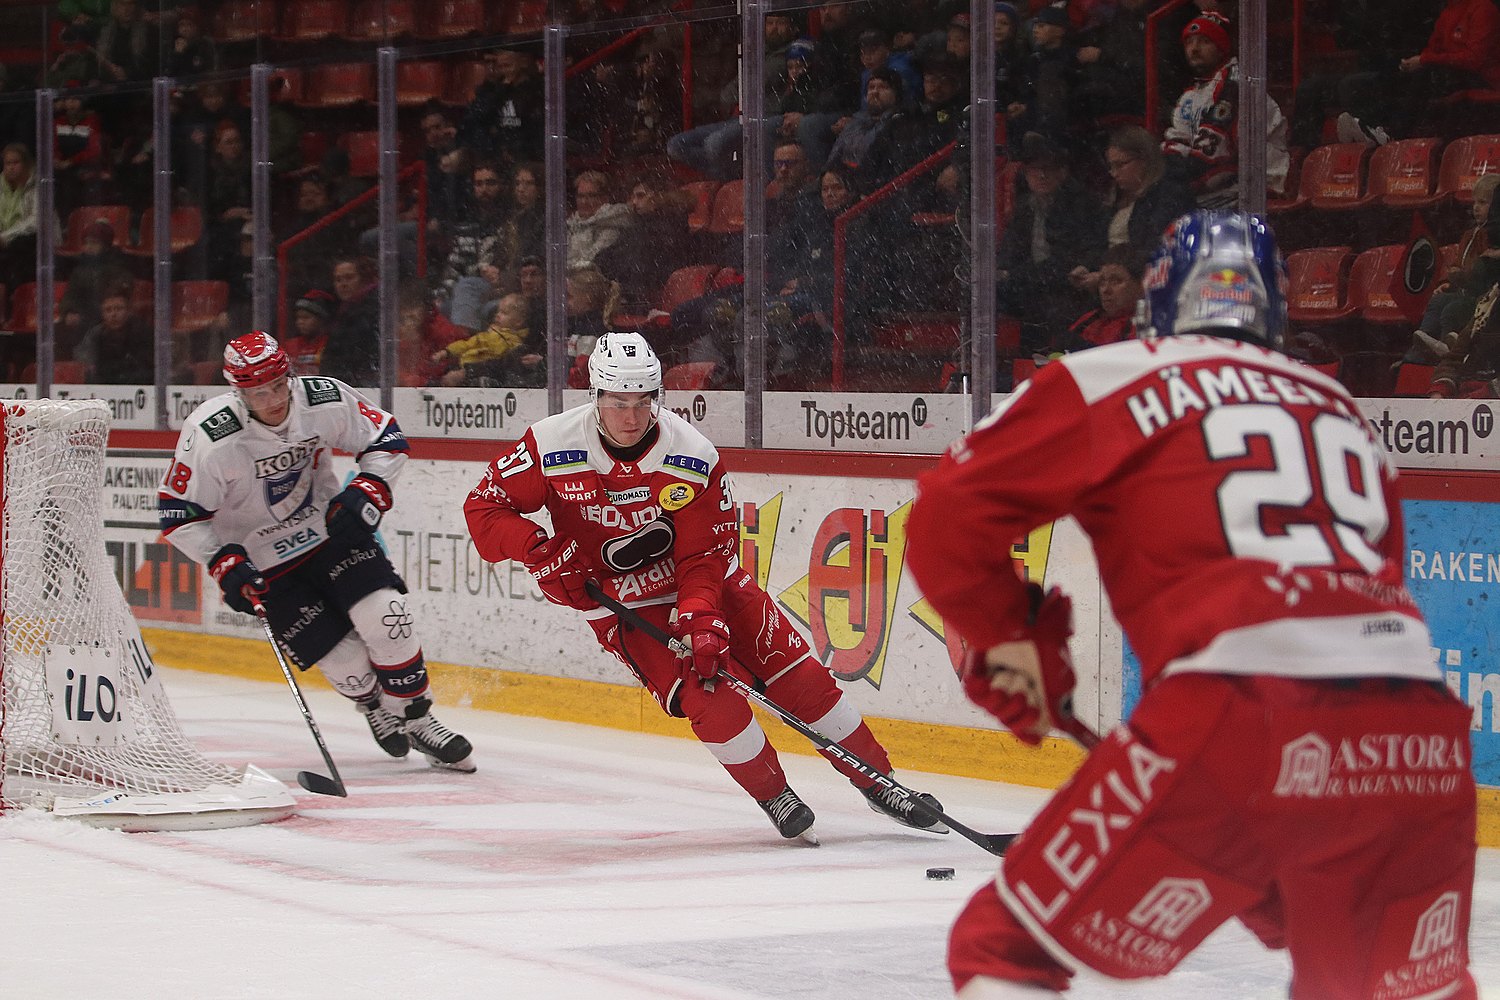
[
  {"x1": 585, "y1": 581, "x2": 1018, "y2": 856},
  {"x1": 250, "y1": 600, "x2": 348, "y2": 798}
]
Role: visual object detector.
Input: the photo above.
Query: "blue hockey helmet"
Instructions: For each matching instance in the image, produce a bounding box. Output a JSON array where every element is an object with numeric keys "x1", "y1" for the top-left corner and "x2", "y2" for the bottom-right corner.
[{"x1": 1137, "y1": 211, "x2": 1288, "y2": 348}]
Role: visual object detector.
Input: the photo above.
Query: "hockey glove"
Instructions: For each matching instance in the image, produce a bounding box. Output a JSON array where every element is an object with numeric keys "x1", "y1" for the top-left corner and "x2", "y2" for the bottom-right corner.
[
  {"x1": 326, "y1": 474, "x2": 392, "y2": 540},
  {"x1": 209, "y1": 544, "x2": 268, "y2": 615},
  {"x1": 671, "y1": 601, "x2": 731, "y2": 681},
  {"x1": 524, "y1": 533, "x2": 598, "y2": 610},
  {"x1": 959, "y1": 583, "x2": 1076, "y2": 746}
]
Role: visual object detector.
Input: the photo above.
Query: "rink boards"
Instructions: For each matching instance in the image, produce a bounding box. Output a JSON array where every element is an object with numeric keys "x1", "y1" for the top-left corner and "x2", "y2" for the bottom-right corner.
[{"x1": 96, "y1": 395, "x2": 1500, "y2": 845}]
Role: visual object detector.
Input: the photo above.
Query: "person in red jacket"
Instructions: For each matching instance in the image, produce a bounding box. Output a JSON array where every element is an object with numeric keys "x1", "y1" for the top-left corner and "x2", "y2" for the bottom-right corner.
[
  {"x1": 463, "y1": 331, "x2": 945, "y2": 843},
  {"x1": 907, "y1": 212, "x2": 1476, "y2": 999},
  {"x1": 1337, "y1": 0, "x2": 1500, "y2": 145}
]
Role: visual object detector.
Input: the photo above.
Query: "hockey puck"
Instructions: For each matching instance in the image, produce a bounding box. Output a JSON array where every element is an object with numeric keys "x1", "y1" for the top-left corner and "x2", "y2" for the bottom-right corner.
[{"x1": 926, "y1": 867, "x2": 955, "y2": 881}]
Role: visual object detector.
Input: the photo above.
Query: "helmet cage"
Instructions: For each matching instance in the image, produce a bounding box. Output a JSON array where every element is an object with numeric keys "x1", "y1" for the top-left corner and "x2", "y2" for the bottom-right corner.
[{"x1": 1137, "y1": 211, "x2": 1288, "y2": 348}]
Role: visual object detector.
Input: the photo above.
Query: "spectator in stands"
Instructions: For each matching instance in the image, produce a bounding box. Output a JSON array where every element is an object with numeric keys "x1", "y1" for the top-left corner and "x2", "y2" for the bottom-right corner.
[
  {"x1": 204, "y1": 121, "x2": 253, "y2": 280},
  {"x1": 461, "y1": 46, "x2": 545, "y2": 168},
  {"x1": 623, "y1": 42, "x2": 683, "y2": 158},
  {"x1": 565, "y1": 266, "x2": 615, "y2": 357},
  {"x1": 997, "y1": 132, "x2": 1105, "y2": 355},
  {"x1": 567, "y1": 54, "x2": 631, "y2": 160},
  {"x1": 75, "y1": 285, "x2": 152, "y2": 383},
  {"x1": 566, "y1": 170, "x2": 631, "y2": 273},
  {"x1": 432, "y1": 292, "x2": 537, "y2": 387},
  {"x1": 59, "y1": 217, "x2": 132, "y2": 349},
  {"x1": 319, "y1": 147, "x2": 371, "y2": 209},
  {"x1": 595, "y1": 174, "x2": 695, "y2": 319},
  {"x1": 1073, "y1": 0, "x2": 1153, "y2": 124},
  {"x1": 499, "y1": 162, "x2": 544, "y2": 280},
  {"x1": 0, "y1": 142, "x2": 38, "y2": 293},
  {"x1": 435, "y1": 162, "x2": 510, "y2": 335},
  {"x1": 1404, "y1": 175, "x2": 1500, "y2": 364},
  {"x1": 1162, "y1": 11, "x2": 1288, "y2": 208},
  {"x1": 399, "y1": 282, "x2": 465, "y2": 387},
  {"x1": 1429, "y1": 280, "x2": 1500, "y2": 399},
  {"x1": 53, "y1": 90, "x2": 108, "y2": 213},
  {"x1": 866, "y1": 53, "x2": 968, "y2": 190},
  {"x1": 768, "y1": 140, "x2": 819, "y2": 230},
  {"x1": 165, "y1": 6, "x2": 215, "y2": 78},
  {"x1": 1289, "y1": 0, "x2": 1438, "y2": 149},
  {"x1": 1068, "y1": 125, "x2": 1195, "y2": 293},
  {"x1": 855, "y1": 28, "x2": 922, "y2": 114},
  {"x1": 286, "y1": 176, "x2": 355, "y2": 300},
  {"x1": 48, "y1": 24, "x2": 104, "y2": 88},
  {"x1": 1335, "y1": 0, "x2": 1500, "y2": 147},
  {"x1": 992, "y1": 3, "x2": 1027, "y2": 113},
  {"x1": 944, "y1": 12, "x2": 973, "y2": 65},
  {"x1": 665, "y1": 12, "x2": 810, "y2": 180},
  {"x1": 95, "y1": 0, "x2": 156, "y2": 83},
  {"x1": 320, "y1": 256, "x2": 380, "y2": 387},
  {"x1": 1009, "y1": 5, "x2": 1077, "y2": 149},
  {"x1": 1057, "y1": 245, "x2": 1146, "y2": 353},
  {"x1": 171, "y1": 82, "x2": 245, "y2": 207},
  {"x1": 824, "y1": 68, "x2": 903, "y2": 185},
  {"x1": 283, "y1": 289, "x2": 335, "y2": 376},
  {"x1": 763, "y1": 166, "x2": 857, "y2": 384},
  {"x1": 787, "y1": 0, "x2": 871, "y2": 170},
  {"x1": 517, "y1": 254, "x2": 546, "y2": 334},
  {"x1": 418, "y1": 104, "x2": 470, "y2": 233}
]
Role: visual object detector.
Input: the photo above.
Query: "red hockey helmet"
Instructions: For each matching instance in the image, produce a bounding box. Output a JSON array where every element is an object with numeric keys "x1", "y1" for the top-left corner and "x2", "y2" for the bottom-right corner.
[{"x1": 223, "y1": 331, "x2": 290, "y2": 388}]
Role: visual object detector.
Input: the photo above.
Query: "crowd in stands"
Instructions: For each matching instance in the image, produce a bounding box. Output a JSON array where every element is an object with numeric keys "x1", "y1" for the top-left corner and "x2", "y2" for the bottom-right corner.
[{"x1": 0, "y1": 0, "x2": 1493, "y2": 396}]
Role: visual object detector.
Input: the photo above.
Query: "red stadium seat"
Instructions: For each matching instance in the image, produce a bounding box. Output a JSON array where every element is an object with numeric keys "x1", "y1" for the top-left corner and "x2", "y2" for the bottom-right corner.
[
  {"x1": 126, "y1": 206, "x2": 204, "y2": 257},
  {"x1": 342, "y1": 0, "x2": 416, "y2": 40},
  {"x1": 442, "y1": 60, "x2": 489, "y2": 106},
  {"x1": 1394, "y1": 362, "x2": 1436, "y2": 397},
  {"x1": 1285, "y1": 246, "x2": 1357, "y2": 325},
  {"x1": 296, "y1": 63, "x2": 376, "y2": 109},
  {"x1": 276, "y1": 0, "x2": 349, "y2": 42},
  {"x1": 396, "y1": 61, "x2": 448, "y2": 107},
  {"x1": 8, "y1": 282, "x2": 66, "y2": 335},
  {"x1": 1304, "y1": 143, "x2": 1372, "y2": 211},
  {"x1": 499, "y1": 0, "x2": 548, "y2": 33},
  {"x1": 342, "y1": 131, "x2": 381, "y2": 177},
  {"x1": 1012, "y1": 357, "x2": 1039, "y2": 386},
  {"x1": 1348, "y1": 244, "x2": 1409, "y2": 325},
  {"x1": 171, "y1": 281, "x2": 230, "y2": 335},
  {"x1": 191, "y1": 360, "x2": 226, "y2": 385},
  {"x1": 662, "y1": 361, "x2": 717, "y2": 390},
  {"x1": 659, "y1": 264, "x2": 720, "y2": 313},
  {"x1": 212, "y1": 0, "x2": 278, "y2": 43},
  {"x1": 681, "y1": 181, "x2": 719, "y2": 232},
  {"x1": 56, "y1": 205, "x2": 132, "y2": 257},
  {"x1": 22, "y1": 360, "x2": 87, "y2": 384},
  {"x1": 1372, "y1": 137, "x2": 1443, "y2": 209},
  {"x1": 415, "y1": 0, "x2": 485, "y2": 39},
  {"x1": 1435, "y1": 133, "x2": 1500, "y2": 205},
  {"x1": 706, "y1": 179, "x2": 745, "y2": 236}
]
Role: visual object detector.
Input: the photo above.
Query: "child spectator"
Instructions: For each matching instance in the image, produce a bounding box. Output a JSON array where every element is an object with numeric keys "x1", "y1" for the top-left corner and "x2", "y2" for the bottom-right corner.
[
  {"x1": 166, "y1": 7, "x2": 216, "y2": 78},
  {"x1": 1403, "y1": 175, "x2": 1500, "y2": 365},
  {"x1": 283, "y1": 289, "x2": 336, "y2": 375},
  {"x1": 74, "y1": 285, "x2": 152, "y2": 383},
  {"x1": 59, "y1": 218, "x2": 133, "y2": 350},
  {"x1": 431, "y1": 292, "x2": 531, "y2": 387}
]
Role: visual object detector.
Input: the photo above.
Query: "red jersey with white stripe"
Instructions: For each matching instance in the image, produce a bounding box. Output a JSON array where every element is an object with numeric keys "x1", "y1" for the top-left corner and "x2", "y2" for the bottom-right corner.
[
  {"x1": 908, "y1": 334, "x2": 1436, "y2": 687},
  {"x1": 464, "y1": 404, "x2": 737, "y2": 615}
]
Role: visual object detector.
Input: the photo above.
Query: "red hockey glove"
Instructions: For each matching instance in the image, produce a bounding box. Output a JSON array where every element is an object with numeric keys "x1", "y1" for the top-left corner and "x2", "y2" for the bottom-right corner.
[
  {"x1": 326, "y1": 474, "x2": 392, "y2": 540},
  {"x1": 524, "y1": 533, "x2": 598, "y2": 610},
  {"x1": 959, "y1": 583, "x2": 1076, "y2": 745},
  {"x1": 671, "y1": 602, "x2": 731, "y2": 681},
  {"x1": 209, "y1": 544, "x2": 268, "y2": 615}
]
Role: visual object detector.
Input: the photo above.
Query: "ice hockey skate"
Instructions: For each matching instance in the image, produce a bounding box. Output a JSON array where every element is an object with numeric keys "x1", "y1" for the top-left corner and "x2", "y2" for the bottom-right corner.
[
  {"x1": 402, "y1": 697, "x2": 476, "y2": 772},
  {"x1": 863, "y1": 783, "x2": 949, "y2": 834},
  {"x1": 758, "y1": 785, "x2": 818, "y2": 844},
  {"x1": 357, "y1": 698, "x2": 410, "y2": 758}
]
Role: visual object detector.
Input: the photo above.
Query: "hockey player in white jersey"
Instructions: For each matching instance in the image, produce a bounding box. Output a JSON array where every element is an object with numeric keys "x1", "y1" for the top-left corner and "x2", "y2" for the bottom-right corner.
[{"x1": 159, "y1": 331, "x2": 475, "y2": 771}]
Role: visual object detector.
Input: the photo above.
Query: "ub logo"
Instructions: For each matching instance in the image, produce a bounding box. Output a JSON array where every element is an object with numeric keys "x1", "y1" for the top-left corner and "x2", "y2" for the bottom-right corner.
[
  {"x1": 1128, "y1": 878, "x2": 1213, "y2": 941},
  {"x1": 1273, "y1": 732, "x2": 1331, "y2": 797}
]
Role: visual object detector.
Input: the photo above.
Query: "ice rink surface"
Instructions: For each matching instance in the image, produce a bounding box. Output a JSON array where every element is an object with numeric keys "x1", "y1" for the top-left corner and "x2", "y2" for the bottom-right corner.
[{"x1": 2, "y1": 667, "x2": 1496, "y2": 1000}]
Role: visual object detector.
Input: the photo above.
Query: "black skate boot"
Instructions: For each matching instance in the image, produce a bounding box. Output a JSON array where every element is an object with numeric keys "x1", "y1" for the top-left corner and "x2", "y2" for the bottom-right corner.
[
  {"x1": 757, "y1": 785, "x2": 818, "y2": 844},
  {"x1": 357, "y1": 697, "x2": 410, "y2": 758},
  {"x1": 862, "y1": 783, "x2": 949, "y2": 834},
  {"x1": 402, "y1": 696, "x2": 475, "y2": 772}
]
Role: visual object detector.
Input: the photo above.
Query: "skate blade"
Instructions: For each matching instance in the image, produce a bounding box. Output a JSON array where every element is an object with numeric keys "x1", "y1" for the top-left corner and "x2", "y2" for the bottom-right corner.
[
  {"x1": 424, "y1": 753, "x2": 477, "y2": 773},
  {"x1": 798, "y1": 826, "x2": 820, "y2": 846}
]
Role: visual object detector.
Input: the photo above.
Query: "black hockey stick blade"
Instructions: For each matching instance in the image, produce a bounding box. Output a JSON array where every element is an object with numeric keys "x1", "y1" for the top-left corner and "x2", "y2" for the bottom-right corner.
[
  {"x1": 584, "y1": 580, "x2": 1020, "y2": 856},
  {"x1": 297, "y1": 770, "x2": 348, "y2": 797},
  {"x1": 252, "y1": 603, "x2": 349, "y2": 798}
]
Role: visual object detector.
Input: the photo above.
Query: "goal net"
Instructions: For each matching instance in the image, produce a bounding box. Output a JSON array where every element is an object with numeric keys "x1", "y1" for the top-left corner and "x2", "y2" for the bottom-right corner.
[{"x1": 0, "y1": 398, "x2": 294, "y2": 830}]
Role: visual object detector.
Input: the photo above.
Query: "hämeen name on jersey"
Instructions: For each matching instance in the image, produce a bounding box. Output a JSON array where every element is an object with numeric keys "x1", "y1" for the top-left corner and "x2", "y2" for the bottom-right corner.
[{"x1": 1124, "y1": 362, "x2": 1359, "y2": 439}]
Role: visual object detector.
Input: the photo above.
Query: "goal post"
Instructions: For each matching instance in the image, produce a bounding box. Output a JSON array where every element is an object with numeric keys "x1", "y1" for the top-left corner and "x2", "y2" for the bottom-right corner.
[{"x1": 0, "y1": 398, "x2": 295, "y2": 830}]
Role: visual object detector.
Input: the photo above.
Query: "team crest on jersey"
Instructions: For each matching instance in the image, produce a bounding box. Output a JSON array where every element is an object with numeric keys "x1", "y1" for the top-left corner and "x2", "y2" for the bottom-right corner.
[
  {"x1": 200, "y1": 407, "x2": 243, "y2": 442},
  {"x1": 602, "y1": 517, "x2": 676, "y2": 574},
  {"x1": 302, "y1": 378, "x2": 342, "y2": 406},
  {"x1": 659, "y1": 482, "x2": 695, "y2": 511},
  {"x1": 255, "y1": 437, "x2": 320, "y2": 522}
]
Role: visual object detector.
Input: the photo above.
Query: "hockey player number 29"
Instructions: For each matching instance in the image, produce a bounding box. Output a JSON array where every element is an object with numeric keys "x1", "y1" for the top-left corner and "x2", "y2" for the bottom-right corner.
[{"x1": 1206, "y1": 405, "x2": 1387, "y2": 574}]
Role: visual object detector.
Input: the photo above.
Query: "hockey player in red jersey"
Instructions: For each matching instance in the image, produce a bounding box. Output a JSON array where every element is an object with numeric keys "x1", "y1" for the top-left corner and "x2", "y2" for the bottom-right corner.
[
  {"x1": 464, "y1": 331, "x2": 944, "y2": 841},
  {"x1": 160, "y1": 332, "x2": 475, "y2": 772},
  {"x1": 907, "y1": 213, "x2": 1477, "y2": 998}
]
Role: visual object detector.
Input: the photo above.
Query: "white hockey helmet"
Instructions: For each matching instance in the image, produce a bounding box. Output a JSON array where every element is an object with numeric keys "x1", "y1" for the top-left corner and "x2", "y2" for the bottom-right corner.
[{"x1": 588, "y1": 331, "x2": 662, "y2": 396}]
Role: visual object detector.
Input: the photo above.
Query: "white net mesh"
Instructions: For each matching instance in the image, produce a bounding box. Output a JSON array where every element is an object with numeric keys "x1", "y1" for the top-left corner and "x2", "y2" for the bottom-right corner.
[{"x1": 0, "y1": 398, "x2": 244, "y2": 810}]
